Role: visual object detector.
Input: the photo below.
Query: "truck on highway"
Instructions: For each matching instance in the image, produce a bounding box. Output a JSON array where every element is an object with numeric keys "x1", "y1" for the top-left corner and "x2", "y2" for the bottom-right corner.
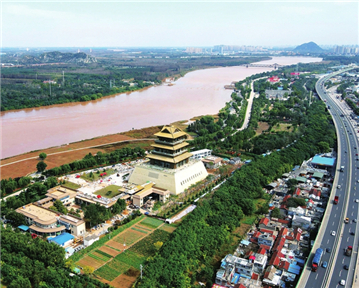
[
  {"x1": 345, "y1": 246, "x2": 353, "y2": 256},
  {"x1": 312, "y1": 248, "x2": 324, "y2": 272},
  {"x1": 340, "y1": 166, "x2": 344, "y2": 172},
  {"x1": 334, "y1": 196, "x2": 339, "y2": 205}
]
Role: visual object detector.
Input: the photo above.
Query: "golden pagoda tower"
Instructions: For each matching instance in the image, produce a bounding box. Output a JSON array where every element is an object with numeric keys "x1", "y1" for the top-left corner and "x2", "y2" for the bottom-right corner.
[{"x1": 129, "y1": 126, "x2": 208, "y2": 195}]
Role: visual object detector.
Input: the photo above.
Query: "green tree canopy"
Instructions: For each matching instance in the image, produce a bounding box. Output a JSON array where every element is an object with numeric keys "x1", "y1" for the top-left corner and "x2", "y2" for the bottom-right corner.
[
  {"x1": 36, "y1": 161, "x2": 47, "y2": 173},
  {"x1": 39, "y1": 153, "x2": 47, "y2": 160}
]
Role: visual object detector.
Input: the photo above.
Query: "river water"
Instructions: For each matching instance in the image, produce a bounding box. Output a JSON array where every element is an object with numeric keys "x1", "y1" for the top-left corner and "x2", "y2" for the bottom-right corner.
[{"x1": 1, "y1": 56, "x2": 321, "y2": 159}]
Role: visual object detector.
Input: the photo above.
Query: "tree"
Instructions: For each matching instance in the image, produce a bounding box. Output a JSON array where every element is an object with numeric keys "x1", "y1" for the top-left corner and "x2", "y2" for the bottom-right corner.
[
  {"x1": 271, "y1": 207, "x2": 281, "y2": 219},
  {"x1": 6, "y1": 211, "x2": 27, "y2": 226},
  {"x1": 39, "y1": 153, "x2": 47, "y2": 160},
  {"x1": 82, "y1": 266, "x2": 94, "y2": 275},
  {"x1": 154, "y1": 241, "x2": 163, "y2": 251},
  {"x1": 112, "y1": 199, "x2": 126, "y2": 215},
  {"x1": 53, "y1": 200, "x2": 68, "y2": 214},
  {"x1": 36, "y1": 161, "x2": 47, "y2": 173}
]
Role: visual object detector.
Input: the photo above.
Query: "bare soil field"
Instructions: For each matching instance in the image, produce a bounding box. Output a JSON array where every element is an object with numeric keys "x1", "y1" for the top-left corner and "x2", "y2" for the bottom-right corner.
[
  {"x1": 98, "y1": 246, "x2": 120, "y2": 257},
  {"x1": 159, "y1": 224, "x2": 177, "y2": 233},
  {"x1": 77, "y1": 255, "x2": 105, "y2": 270},
  {"x1": 255, "y1": 121, "x2": 270, "y2": 135},
  {"x1": 110, "y1": 273, "x2": 139, "y2": 288}
]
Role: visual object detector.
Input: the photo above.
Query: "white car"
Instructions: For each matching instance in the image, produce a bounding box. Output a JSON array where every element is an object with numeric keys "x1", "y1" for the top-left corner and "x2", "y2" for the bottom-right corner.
[
  {"x1": 340, "y1": 279, "x2": 346, "y2": 286},
  {"x1": 356, "y1": 199, "x2": 359, "y2": 203},
  {"x1": 331, "y1": 231, "x2": 336, "y2": 236}
]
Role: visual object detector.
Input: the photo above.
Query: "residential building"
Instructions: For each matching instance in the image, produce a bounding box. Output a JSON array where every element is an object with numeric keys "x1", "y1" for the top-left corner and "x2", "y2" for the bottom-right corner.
[
  {"x1": 258, "y1": 233, "x2": 275, "y2": 248},
  {"x1": 202, "y1": 155, "x2": 222, "y2": 169},
  {"x1": 191, "y1": 149, "x2": 212, "y2": 160}
]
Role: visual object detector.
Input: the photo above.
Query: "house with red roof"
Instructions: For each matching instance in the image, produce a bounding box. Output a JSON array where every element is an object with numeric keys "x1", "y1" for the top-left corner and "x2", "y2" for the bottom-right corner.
[{"x1": 259, "y1": 217, "x2": 270, "y2": 228}]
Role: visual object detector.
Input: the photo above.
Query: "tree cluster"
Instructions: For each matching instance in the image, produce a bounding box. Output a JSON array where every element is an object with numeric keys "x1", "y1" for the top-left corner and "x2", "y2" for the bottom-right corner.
[
  {"x1": 1, "y1": 176, "x2": 32, "y2": 198},
  {"x1": 45, "y1": 147, "x2": 145, "y2": 177},
  {"x1": 1, "y1": 226, "x2": 110, "y2": 288},
  {"x1": 1, "y1": 177, "x2": 58, "y2": 218}
]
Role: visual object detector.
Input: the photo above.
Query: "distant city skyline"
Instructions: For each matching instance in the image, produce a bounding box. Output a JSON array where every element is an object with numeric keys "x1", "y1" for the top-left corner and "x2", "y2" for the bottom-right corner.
[{"x1": 2, "y1": 1, "x2": 358, "y2": 47}]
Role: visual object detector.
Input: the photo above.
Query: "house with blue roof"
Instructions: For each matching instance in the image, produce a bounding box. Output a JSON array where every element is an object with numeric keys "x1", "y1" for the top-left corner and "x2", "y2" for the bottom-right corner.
[{"x1": 48, "y1": 232, "x2": 74, "y2": 247}]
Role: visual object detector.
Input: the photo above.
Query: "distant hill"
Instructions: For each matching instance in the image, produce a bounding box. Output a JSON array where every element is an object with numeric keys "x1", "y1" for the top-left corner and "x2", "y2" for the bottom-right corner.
[
  {"x1": 19, "y1": 51, "x2": 97, "y2": 64},
  {"x1": 293, "y1": 42, "x2": 325, "y2": 53}
]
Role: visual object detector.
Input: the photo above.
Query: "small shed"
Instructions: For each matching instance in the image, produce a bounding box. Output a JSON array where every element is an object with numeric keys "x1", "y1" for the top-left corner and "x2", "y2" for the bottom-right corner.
[
  {"x1": 18, "y1": 225, "x2": 29, "y2": 232},
  {"x1": 84, "y1": 234, "x2": 99, "y2": 247},
  {"x1": 48, "y1": 232, "x2": 74, "y2": 247},
  {"x1": 312, "y1": 172, "x2": 324, "y2": 179},
  {"x1": 295, "y1": 176, "x2": 307, "y2": 183}
]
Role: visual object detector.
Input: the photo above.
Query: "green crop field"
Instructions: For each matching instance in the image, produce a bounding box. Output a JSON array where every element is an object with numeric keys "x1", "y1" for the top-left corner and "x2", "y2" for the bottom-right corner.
[
  {"x1": 113, "y1": 230, "x2": 146, "y2": 246},
  {"x1": 129, "y1": 230, "x2": 170, "y2": 257},
  {"x1": 95, "y1": 258, "x2": 131, "y2": 281},
  {"x1": 139, "y1": 217, "x2": 163, "y2": 229},
  {"x1": 89, "y1": 251, "x2": 111, "y2": 262},
  {"x1": 115, "y1": 250, "x2": 146, "y2": 269},
  {"x1": 131, "y1": 227, "x2": 149, "y2": 234}
]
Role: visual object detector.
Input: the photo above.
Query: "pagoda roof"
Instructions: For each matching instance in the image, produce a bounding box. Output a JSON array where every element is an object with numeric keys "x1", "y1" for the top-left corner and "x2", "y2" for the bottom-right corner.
[
  {"x1": 152, "y1": 142, "x2": 189, "y2": 151},
  {"x1": 147, "y1": 152, "x2": 193, "y2": 164},
  {"x1": 154, "y1": 126, "x2": 187, "y2": 139}
]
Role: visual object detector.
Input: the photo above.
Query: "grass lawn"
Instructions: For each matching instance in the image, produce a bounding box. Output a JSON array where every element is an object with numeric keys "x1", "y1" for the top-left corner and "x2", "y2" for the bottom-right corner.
[
  {"x1": 241, "y1": 215, "x2": 257, "y2": 226},
  {"x1": 95, "y1": 185, "x2": 122, "y2": 198},
  {"x1": 62, "y1": 181, "x2": 81, "y2": 190},
  {"x1": 81, "y1": 168, "x2": 116, "y2": 181},
  {"x1": 271, "y1": 123, "x2": 293, "y2": 132}
]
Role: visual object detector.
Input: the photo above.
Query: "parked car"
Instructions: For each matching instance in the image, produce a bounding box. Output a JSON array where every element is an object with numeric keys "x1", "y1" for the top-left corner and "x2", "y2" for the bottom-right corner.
[
  {"x1": 340, "y1": 279, "x2": 346, "y2": 286},
  {"x1": 326, "y1": 248, "x2": 331, "y2": 253},
  {"x1": 331, "y1": 231, "x2": 336, "y2": 236},
  {"x1": 322, "y1": 261, "x2": 327, "y2": 268},
  {"x1": 344, "y1": 265, "x2": 349, "y2": 270}
]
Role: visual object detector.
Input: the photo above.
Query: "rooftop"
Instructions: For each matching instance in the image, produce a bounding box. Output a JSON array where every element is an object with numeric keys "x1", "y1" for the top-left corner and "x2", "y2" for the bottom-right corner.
[
  {"x1": 16, "y1": 204, "x2": 59, "y2": 225},
  {"x1": 154, "y1": 126, "x2": 187, "y2": 139}
]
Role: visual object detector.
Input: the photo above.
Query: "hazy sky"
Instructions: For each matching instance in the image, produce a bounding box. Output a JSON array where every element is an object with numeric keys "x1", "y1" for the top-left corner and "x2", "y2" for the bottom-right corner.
[{"x1": 2, "y1": 1, "x2": 358, "y2": 47}]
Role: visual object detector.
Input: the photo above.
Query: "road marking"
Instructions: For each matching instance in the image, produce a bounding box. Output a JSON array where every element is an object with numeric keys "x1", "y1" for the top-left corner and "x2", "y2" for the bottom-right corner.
[
  {"x1": 335, "y1": 214, "x2": 337, "y2": 218},
  {"x1": 327, "y1": 239, "x2": 330, "y2": 244},
  {"x1": 348, "y1": 237, "x2": 350, "y2": 242},
  {"x1": 339, "y1": 270, "x2": 342, "y2": 276},
  {"x1": 333, "y1": 222, "x2": 335, "y2": 226},
  {"x1": 343, "y1": 258, "x2": 345, "y2": 264},
  {"x1": 337, "y1": 207, "x2": 339, "y2": 210},
  {"x1": 316, "y1": 274, "x2": 319, "y2": 280},
  {"x1": 352, "y1": 212, "x2": 354, "y2": 216}
]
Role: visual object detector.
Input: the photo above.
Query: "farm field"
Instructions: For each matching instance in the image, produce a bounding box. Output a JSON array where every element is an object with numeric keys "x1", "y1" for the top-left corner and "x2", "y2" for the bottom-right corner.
[{"x1": 74, "y1": 216, "x2": 176, "y2": 287}]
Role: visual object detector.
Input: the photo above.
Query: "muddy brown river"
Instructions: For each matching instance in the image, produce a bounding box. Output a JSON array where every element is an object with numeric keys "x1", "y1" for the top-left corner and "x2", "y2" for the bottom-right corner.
[{"x1": 1, "y1": 56, "x2": 321, "y2": 158}]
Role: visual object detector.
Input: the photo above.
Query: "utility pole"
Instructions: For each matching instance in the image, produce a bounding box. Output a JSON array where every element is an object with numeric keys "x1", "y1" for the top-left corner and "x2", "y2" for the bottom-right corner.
[
  {"x1": 309, "y1": 91, "x2": 312, "y2": 106},
  {"x1": 140, "y1": 264, "x2": 143, "y2": 279}
]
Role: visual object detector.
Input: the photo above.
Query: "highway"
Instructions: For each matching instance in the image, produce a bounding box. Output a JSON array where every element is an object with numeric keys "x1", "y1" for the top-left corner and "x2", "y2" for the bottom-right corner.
[{"x1": 298, "y1": 66, "x2": 359, "y2": 288}]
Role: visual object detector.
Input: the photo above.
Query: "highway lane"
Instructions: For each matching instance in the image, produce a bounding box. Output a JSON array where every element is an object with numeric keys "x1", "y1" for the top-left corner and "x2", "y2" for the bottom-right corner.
[
  {"x1": 305, "y1": 80, "x2": 352, "y2": 288},
  {"x1": 326, "y1": 91, "x2": 359, "y2": 287},
  {"x1": 297, "y1": 67, "x2": 359, "y2": 288}
]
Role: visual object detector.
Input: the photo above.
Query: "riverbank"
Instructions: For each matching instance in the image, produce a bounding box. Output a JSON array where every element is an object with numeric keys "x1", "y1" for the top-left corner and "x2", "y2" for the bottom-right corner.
[{"x1": 0, "y1": 118, "x2": 202, "y2": 180}]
